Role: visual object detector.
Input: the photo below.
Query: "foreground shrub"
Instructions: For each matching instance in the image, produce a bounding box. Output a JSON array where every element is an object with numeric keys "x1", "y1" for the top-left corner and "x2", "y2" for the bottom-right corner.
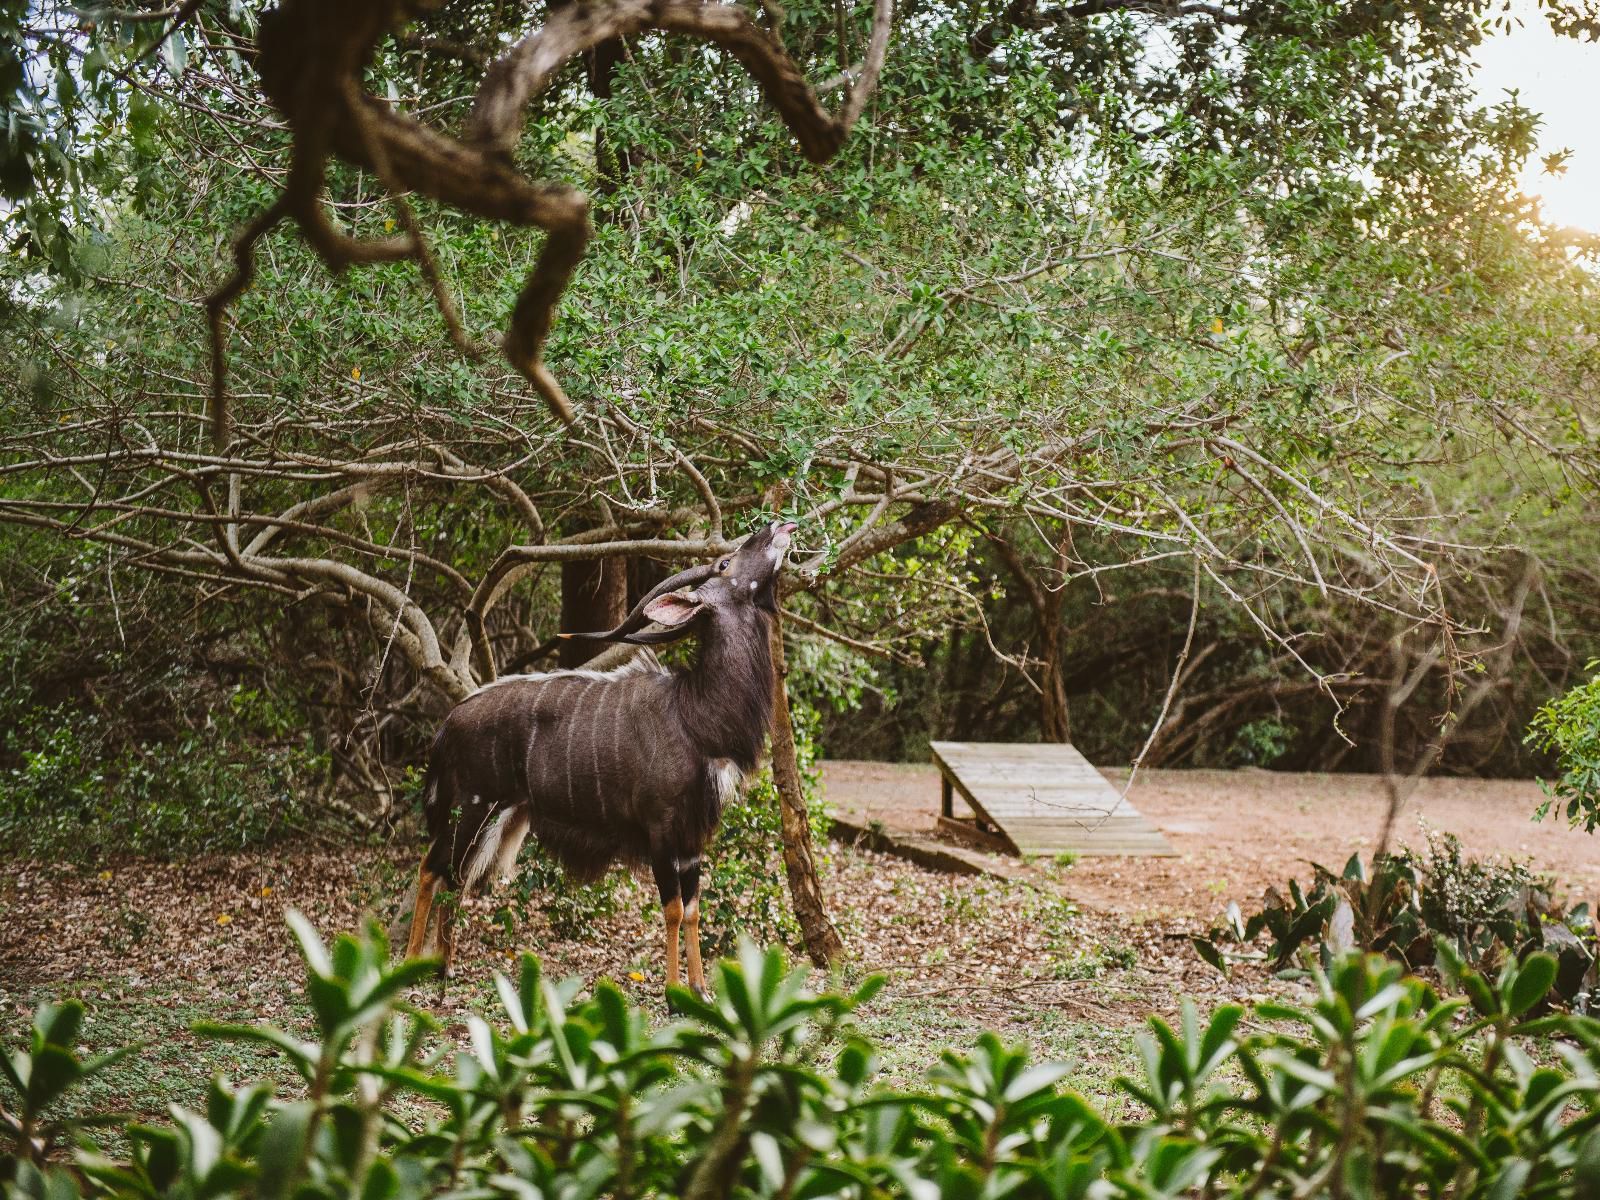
[
  {"x1": 1193, "y1": 835, "x2": 1599, "y2": 1013},
  {"x1": 7, "y1": 916, "x2": 1600, "y2": 1197}
]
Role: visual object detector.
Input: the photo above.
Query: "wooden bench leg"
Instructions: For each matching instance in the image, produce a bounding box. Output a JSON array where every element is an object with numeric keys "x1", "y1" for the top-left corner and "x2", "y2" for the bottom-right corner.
[{"x1": 941, "y1": 773, "x2": 953, "y2": 820}]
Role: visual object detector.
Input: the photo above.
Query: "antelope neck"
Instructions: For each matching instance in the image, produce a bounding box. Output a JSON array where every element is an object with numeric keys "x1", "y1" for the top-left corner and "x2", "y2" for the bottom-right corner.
[{"x1": 676, "y1": 608, "x2": 775, "y2": 769}]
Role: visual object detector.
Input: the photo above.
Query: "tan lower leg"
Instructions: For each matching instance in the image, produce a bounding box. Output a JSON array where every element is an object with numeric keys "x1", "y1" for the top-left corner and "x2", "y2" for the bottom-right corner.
[
  {"x1": 405, "y1": 863, "x2": 439, "y2": 960},
  {"x1": 663, "y1": 896, "x2": 684, "y2": 989},
  {"x1": 684, "y1": 898, "x2": 705, "y2": 994}
]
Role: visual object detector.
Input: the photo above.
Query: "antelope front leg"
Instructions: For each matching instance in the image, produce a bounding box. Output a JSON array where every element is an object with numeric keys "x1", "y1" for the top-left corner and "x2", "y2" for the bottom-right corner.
[
  {"x1": 652, "y1": 853, "x2": 684, "y2": 994},
  {"x1": 680, "y1": 857, "x2": 709, "y2": 1000},
  {"x1": 662, "y1": 896, "x2": 684, "y2": 990}
]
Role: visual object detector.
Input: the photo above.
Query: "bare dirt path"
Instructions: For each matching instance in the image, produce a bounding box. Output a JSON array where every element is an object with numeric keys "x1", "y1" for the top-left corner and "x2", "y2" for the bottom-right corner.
[{"x1": 821, "y1": 761, "x2": 1600, "y2": 921}]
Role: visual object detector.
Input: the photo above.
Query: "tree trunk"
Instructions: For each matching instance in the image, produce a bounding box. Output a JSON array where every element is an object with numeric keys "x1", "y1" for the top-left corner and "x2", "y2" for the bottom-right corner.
[
  {"x1": 987, "y1": 530, "x2": 1073, "y2": 743},
  {"x1": 558, "y1": 556, "x2": 628, "y2": 668},
  {"x1": 586, "y1": 36, "x2": 633, "y2": 194},
  {"x1": 767, "y1": 611, "x2": 844, "y2": 967},
  {"x1": 1039, "y1": 624, "x2": 1071, "y2": 742}
]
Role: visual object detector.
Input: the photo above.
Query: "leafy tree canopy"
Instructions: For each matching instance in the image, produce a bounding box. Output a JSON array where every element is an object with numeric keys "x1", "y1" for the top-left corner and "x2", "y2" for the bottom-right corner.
[{"x1": 1, "y1": 0, "x2": 1596, "y2": 805}]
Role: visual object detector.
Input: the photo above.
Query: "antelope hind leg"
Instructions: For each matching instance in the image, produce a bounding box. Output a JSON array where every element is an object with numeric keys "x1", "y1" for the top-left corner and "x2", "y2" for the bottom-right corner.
[
  {"x1": 662, "y1": 896, "x2": 684, "y2": 993},
  {"x1": 436, "y1": 893, "x2": 458, "y2": 980},
  {"x1": 405, "y1": 861, "x2": 439, "y2": 960}
]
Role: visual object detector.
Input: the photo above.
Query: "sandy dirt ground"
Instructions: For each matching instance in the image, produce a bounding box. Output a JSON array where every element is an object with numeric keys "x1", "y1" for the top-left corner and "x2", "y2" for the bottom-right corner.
[
  {"x1": 821, "y1": 761, "x2": 1600, "y2": 921},
  {"x1": 5, "y1": 765, "x2": 1595, "y2": 1110},
  {"x1": 0, "y1": 839, "x2": 1242, "y2": 1106}
]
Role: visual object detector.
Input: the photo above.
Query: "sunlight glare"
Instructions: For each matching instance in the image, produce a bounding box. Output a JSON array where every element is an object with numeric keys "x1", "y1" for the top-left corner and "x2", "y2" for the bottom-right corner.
[{"x1": 1474, "y1": 0, "x2": 1600, "y2": 233}]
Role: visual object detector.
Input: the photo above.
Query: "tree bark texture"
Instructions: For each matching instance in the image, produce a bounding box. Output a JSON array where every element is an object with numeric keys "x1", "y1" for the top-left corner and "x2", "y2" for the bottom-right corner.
[
  {"x1": 1039, "y1": 624, "x2": 1071, "y2": 743},
  {"x1": 989, "y1": 531, "x2": 1072, "y2": 742},
  {"x1": 558, "y1": 556, "x2": 629, "y2": 667},
  {"x1": 767, "y1": 611, "x2": 844, "y2": 967}
]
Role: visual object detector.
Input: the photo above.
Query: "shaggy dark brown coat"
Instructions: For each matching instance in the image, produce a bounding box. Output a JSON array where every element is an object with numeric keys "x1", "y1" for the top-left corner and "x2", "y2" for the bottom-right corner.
[{"x1": 405, "y1": 521, "x2": 795, "y2": 995}]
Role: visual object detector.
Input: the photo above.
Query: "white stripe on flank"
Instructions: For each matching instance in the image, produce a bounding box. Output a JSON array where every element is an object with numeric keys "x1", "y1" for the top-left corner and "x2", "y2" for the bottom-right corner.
[
  {"x1": 564, "y1": 681, "x2": 589, "y2": 814},
  {"x1": 609, "y1": 688, "x2": 623, "y2": 818},
  {"x1": 591, "y1": 687, "x2": 612, "y2": 823},
  {"x1": 524, "y1": 713, "x2": 539, "y2": 806},
  {"x1": 628, "y1": 743, "x2": 644, "y2": 814}
]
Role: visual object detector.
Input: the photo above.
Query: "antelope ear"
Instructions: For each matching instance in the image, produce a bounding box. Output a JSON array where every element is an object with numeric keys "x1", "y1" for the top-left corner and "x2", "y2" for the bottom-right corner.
[{"x1": 643, "y1": 593, "x2": 703, "y2": 626}]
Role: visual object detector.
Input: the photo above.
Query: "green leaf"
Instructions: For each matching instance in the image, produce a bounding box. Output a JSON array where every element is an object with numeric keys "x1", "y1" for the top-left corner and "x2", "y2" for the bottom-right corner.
[
  {"x1": 1573, "y1": 1128, "x2": 1600, "y2": 1200},
  {"x1": 285, "y1": 909, "x2": 332, "y2": 976},
  {"x1": 1463, "y1": 971, "x2": 1500, "y2": 1018},
  {"x1": 24, "y1": 1045, "x2": 80, "y2": 1114},
  {"x1": 256, "y1": 1101, "x2": 315, "y2": 1200},
  {"x1": 36, "y1": 1002, "x2": 85, "y2": 1051},
  {"x1": 160, "y1": 30, "x2": 187, "y2": 78},
  {"x1": 1191, "y1": 936, "x2": 1230, "y2": 978},
  {"x1": 1506, "y1": 952, "x2": 1557, "y2": 1017},
  {"x1": 1487, "y1": 1157, "x2": 1532, "y2": 1200}
]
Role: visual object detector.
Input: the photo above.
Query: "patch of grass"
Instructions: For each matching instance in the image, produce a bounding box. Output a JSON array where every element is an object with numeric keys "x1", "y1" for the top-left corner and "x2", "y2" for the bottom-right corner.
[
  {"x1": 846, "y1": 994, "x2": 990, "y2": 1087},
  {"x1": 2, "y1": 979, "x2": 311, "y2": 1155},
  {"x1": 1053, "y1": 938, "x2": 1138, "y2": 981},
  {"x1": 1018, "y1": 1007, "x2": 1143, "y2": 1116},
  {"x1": 845, "y1": 988, "x2": 1145, "y2": 1098}
]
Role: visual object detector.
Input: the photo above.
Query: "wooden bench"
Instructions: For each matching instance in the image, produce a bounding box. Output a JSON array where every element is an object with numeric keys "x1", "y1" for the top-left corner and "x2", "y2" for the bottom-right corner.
[{"x1": 931, "y1": 740, "x2": 1176, "y2": 857}]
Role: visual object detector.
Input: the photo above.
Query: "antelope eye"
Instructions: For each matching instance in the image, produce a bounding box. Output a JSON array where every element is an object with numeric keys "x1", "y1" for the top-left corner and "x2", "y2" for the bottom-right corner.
[{"x1": 716, "y1": 558, "x2": 731, "y2": 572}]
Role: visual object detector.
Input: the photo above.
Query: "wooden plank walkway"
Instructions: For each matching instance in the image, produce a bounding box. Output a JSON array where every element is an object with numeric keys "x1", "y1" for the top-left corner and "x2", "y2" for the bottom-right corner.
[{"x1": 930, "y1": 741, "x2": 1176, "y2": 857}]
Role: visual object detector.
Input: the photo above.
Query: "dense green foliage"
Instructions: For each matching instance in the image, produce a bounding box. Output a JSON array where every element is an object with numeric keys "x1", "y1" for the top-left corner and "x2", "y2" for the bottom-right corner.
[
  {"x1": 7, "y1": 918, "x2": 1600, "y2": 1198},
  {"x1": 2, "y1": 0, "x2": 1598, "y2": 850},
  {"x1": 1527, "y1": 661, "x2": 1600, "y2": 832},
  {"x1": 0, "y1": 682, "x2": 326, "y2": 859}
]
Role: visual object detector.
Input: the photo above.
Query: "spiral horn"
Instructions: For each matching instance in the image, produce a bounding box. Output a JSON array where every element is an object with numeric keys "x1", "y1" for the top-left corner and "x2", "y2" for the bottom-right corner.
[{"x1": 557, "y1": 561, "x2": 718, "y2": 645}]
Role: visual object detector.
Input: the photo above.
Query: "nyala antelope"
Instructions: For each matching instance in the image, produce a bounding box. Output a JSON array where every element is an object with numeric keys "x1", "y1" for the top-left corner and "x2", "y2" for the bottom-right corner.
[{"x1": 405, "y1": 521, "x2": 796, "y2": 996}]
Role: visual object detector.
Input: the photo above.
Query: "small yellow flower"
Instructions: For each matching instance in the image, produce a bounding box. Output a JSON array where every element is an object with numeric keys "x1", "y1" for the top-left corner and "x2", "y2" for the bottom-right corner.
[
  {"x1": 216, "y1": 913, "x2": 232, "y2": 925},
  {"x1": 628, "y1": 971, "x2": 645, "y2": 983},
  {"x1": 351, "y1": 366, "x2": 362, "y2": 381},
  {"x1": 384, "y1": 217, "x2": 396, "y2": 232},
  {"x1": 1208, "y1": 316, "x2": 1224, "y2": 334},
  {"x1": 99, "y1": 870, "x2": 113, "y2": 881},
  {"x1": 260, "y1": 886, "x2": 272, "y2": 897}
]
